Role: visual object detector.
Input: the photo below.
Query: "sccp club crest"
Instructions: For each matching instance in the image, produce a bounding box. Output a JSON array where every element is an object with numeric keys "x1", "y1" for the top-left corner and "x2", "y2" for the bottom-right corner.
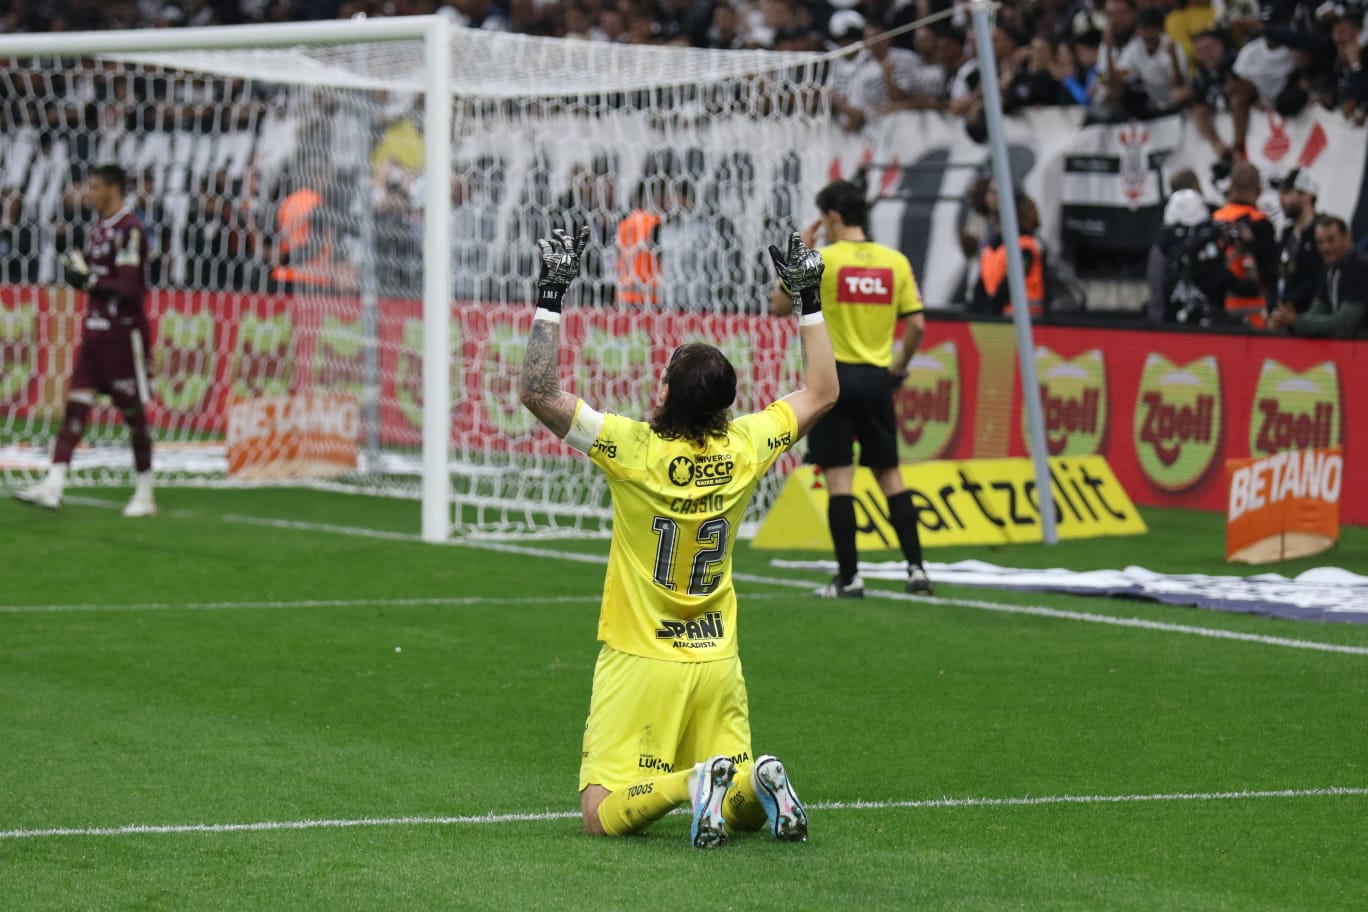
[{"x1": 668, "y1": 456, "x2": 695, "y2": 486}]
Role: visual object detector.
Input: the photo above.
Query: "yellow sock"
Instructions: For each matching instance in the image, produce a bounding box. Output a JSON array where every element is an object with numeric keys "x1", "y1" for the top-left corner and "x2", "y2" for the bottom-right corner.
[
  {"x1": 596, "y1": 768, "x2": 694, "y2": 836},
  {"x1": 722, "y1": 761, "x2": 767, "y2": 832}
]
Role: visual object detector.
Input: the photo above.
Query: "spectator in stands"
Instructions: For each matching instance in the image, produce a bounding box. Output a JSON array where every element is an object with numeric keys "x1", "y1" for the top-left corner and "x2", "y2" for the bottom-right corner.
[
  {"x1": 451, "y1": 169, "x2": 498, "y2": 303},
  {"x1": 950, "y1": 24, "x2": 1028, "y2": 142},
  {"x1": 1165, "y1": 0, "x2": 1218, "y2": 65},
  {"x1": 1226, "y1": 17, "x2": 1296, "y2": 161},
  {"x1": 1094, "y1": 0, "x2": 1139, "y2": 99},
  {"x1": 1057, "y1": 30, "x2": 1102, "y2": 104},
  {"x1": 1268, "y1": 215, "x2": 1368, "y2": 337},
  {"x1": 826, "y1": 9, "x2": 868, "y2": 130},
  {"x1": 1005, "y1": 37, "x2": 1071, "y2": 107},
  {"x1": 1212, "y1": 161, "x2": 1278, "y2": 326},
  {"x1": 1274, "y1": 167, "x2": 1323, "y2": 315},
  {"x1": 657, "y1": 179, "x2": 727, "y2": 312},
  {"x1": 270, "y1": 178, "x2": 357, "y2": 293},
  {"x1": 1188, "y1": 29, "x2": 1236, "y2": 158},
  {"x1": 971, "y1": 192, "x2": 1046, "y2": 318},
  {"x1": 853, "y1": 19, "x2": 948, "y2": 115},
  {"x1": 616, "y1": 176, "x2": 663, "y2": 308},
  {"x1": 551, "y1": 160, "x2": 619, "y2": 307},
  {"x1": 1094, "y1": 5, "x2": 1188, "y2": 120},
  {"x1": 704, "y1": 1, "x2": 745, "y2": 49},
  {"x1": 1328, "y1": 5, "x2": 1368, "y2": 125},
  {"x1": 1058, "y1": 0, "x2": 1109, "y2": 44}
]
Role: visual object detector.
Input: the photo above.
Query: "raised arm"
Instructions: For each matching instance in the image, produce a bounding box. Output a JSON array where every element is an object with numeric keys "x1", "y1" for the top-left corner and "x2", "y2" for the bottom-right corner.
[
  {"x1": 768, "y1": 232, "x2": 839, "y2": 438},
  {"x1": 519, "y1": 226, "x2": 590, "y2": 439}
]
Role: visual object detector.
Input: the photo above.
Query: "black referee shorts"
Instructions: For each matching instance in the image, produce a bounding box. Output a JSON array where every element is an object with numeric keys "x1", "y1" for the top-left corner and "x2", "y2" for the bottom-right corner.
[{"x1": 806, "y1": 362, "x2": 900, "y2": 471}]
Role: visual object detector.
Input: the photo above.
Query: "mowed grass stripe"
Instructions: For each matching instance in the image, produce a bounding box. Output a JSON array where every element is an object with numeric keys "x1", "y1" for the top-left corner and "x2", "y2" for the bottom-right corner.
[
  {"x1": 4, "y1": 787, "x2": 1365, "y2": 841},
  {"x1": 33, "y1": 500, "x2": 1368, "y2": 656}
]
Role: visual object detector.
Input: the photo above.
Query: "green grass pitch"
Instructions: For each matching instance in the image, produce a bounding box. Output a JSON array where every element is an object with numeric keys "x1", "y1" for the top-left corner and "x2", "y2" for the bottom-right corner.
[{"x1": 2, "y1": 488, "x2": 1366, "y2": 911}]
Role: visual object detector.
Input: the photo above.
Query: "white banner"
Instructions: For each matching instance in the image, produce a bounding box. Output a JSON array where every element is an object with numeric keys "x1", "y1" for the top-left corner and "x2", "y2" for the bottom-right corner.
[{"x1": 772, "y1": 558, "x2": 1368, "y2": 622}]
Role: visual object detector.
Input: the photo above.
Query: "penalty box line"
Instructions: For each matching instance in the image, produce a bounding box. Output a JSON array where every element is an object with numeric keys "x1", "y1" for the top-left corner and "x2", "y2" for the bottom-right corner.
[
  {"x1": 3, "y1": 787, "x2": 1365, "y2": 841},
  {"x1": 30, "y1": 500, "x2": 1368, "y2": 658}
]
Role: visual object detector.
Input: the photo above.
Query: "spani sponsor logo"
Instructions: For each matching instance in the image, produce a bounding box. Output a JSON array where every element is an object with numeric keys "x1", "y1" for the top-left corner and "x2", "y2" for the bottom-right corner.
[{"x1": 654, "y1": 611, "x2": 725, "y2": 648}]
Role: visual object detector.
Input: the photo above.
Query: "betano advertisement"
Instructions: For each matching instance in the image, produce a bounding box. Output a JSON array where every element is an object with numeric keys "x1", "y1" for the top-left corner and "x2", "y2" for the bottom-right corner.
[{"x1": 1, "y1": 286, "x2": 1361, "y2": 526}]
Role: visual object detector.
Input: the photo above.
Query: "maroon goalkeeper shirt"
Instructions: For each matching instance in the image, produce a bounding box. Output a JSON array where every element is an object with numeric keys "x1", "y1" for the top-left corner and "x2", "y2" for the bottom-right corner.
[{"x1": 83, "y1": 206, "x2": 149, "y2": 335}]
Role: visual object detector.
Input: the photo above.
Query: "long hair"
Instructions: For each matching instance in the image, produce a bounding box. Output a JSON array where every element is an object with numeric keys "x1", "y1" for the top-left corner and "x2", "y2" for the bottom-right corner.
[{"x1": 650, "y1": 343, "x2": 736, "y2": 447}]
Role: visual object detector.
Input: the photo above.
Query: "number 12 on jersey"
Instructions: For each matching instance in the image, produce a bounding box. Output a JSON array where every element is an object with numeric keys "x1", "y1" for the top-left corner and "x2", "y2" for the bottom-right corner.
[{"x1": 650, "y1": 516, "x2": 730, "y2": 596}]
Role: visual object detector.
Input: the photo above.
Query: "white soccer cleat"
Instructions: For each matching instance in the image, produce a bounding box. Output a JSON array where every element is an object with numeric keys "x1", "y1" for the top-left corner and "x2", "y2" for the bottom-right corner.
[
  {"x1": 122, "y1": 494, "x2": 157, "y2": 518},
  {"x1": 753, "y1": 755, "x2": 809, "y2": 842},
  {"x1": 907, "y1": 565, "x2": 934, "y2": 596},
  {"x1": 814, "y1": 574, "x2": 864, "y2": 599},
  {"x1": 13, "y1": 481, "x2": 62, "y2": 511},
  {"x1": 689, "y1": 755, "x2": 736, "y2": 849}
]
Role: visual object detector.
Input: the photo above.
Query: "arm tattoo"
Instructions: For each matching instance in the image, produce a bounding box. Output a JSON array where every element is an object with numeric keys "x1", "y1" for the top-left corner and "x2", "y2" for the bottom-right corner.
[{"x1": 520, "y1": 319, "x2": 576, "y2": 438}]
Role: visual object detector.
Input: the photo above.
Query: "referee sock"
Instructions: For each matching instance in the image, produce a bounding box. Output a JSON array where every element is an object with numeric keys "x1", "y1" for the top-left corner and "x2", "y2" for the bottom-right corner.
[
  {"x1": 721, "y1": 761, "x2": 767, "y2": 832},
  {"x1": 596, "y1": 768, "x2": 693, "y2": 836},
  {"x1": 827, "y1": 494, "x2": 859, "y2": 585},
  {"x1": 887, "y1": 491, "x2": 925, "y2": 568}
]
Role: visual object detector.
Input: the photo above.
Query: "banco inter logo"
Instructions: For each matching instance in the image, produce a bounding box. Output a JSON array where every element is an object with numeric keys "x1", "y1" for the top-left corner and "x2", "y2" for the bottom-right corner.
[{"x1": 668, "y1": 456, "x2": 695, "y2": 486}]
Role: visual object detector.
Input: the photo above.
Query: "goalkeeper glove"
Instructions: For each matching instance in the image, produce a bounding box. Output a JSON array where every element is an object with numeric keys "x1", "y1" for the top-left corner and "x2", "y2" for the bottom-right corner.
[
  {"x1": 768, "y1": 231, "x2": 824, "y2": 316},
  {"x1": 62, "y1": 251, "x2": 96, "y2": 290},
  {"x1": 535, "y1": 225, "x2": 590, "y2": 314}
]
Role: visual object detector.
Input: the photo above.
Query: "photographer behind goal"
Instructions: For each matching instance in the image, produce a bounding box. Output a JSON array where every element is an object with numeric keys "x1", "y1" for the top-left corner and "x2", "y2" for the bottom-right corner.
[{"x1": 1159, "y1": 187, "x2": 1272, "y2": 327}]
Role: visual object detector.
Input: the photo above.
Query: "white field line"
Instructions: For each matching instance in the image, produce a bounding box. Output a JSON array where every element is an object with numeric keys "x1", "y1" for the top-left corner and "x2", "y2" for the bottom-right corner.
[
  {"x1": 0, "y1": 595, "x2": 599, "y2": 615},
  {"x1": 2, "y1": 787, "x2": 1364, "y2": 841},
  {"x1": 27, "y1": 501, "x2": 1368, "y2": 657},
  {"x1": 0, "y1": 592, "x2": 788, "y2": 615}
]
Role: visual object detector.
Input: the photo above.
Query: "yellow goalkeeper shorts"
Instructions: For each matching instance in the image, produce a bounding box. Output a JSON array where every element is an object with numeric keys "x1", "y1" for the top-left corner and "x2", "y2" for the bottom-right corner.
[{"x1": 578, "y1": 644, "x2": 753, "y2": 793}]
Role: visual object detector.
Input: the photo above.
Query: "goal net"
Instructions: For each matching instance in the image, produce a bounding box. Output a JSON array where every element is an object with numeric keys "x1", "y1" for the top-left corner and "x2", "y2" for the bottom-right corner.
[{"x1": 0, "y1": 19, "x2": 837, "y2": 538}]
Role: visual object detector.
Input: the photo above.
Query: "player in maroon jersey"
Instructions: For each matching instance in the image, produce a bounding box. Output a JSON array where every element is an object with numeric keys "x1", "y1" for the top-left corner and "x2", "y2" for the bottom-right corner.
[{"x1": 15, "y1": 164, "x2": 157, "y2": 516}]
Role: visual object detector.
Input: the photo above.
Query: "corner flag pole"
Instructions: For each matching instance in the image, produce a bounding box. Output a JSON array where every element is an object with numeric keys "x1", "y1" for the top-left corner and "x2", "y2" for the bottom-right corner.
[{"x1": 968, "y1": 0, "x2": 1058, "y2": 544}]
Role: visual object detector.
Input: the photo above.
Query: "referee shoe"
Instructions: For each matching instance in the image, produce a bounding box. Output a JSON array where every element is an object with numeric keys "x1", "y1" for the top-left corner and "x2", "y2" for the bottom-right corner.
[
  {"x1": 907, "y1": 565, "x2": 934, "y2": 596},
  {"x1": 814, "y1": 575, "x2": 864, "y2": 599}
]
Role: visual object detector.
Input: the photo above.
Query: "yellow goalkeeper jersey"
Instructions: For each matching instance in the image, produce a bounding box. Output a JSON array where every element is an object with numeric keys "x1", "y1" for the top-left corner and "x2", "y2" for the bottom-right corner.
[
  {"x1": 818, "y1": 239, "x2": 924, "y2": 367},
  {"x1": 567, "y1": 399, "x2": 799, "y2": 662}
]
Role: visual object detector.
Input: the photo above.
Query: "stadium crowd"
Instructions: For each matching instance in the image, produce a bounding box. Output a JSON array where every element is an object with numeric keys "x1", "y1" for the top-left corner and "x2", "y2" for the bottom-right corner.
[
  {"x1": 5, "y1": 1, "x2": 1367, "y2": 136},
  {"x1": 2, "y1": 1, "x2": 1366, "y2": 333}
]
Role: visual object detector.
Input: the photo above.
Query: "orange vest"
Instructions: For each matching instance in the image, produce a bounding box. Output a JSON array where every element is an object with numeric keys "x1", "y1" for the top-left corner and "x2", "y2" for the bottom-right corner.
[
  {"x1": 1212, "y1": 203, "x2": 1267, "y2": 327},
  {"x1": 980, "y1": 235, "x2": 1045, "y2": 317},
  {"x1": 271, "y1": 188, "x2": 335, "y2": 288},
  {"x1": 616, "y1": 210, "x2": 660, "y2": 307}
]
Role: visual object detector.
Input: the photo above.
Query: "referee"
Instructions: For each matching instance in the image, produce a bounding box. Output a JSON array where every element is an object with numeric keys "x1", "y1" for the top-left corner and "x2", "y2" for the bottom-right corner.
[{"x1": 770, "y1": 179, "x2": 932, "y2": 597}]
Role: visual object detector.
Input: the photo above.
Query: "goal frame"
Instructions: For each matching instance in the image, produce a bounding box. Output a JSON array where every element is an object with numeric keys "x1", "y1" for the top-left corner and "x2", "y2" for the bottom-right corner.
[{"x1": 0, "y1": 15, "x2": 456, "y2": 541}]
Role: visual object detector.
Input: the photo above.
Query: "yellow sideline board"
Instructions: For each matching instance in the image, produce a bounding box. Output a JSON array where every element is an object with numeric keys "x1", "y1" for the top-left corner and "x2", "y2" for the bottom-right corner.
[{"x1": 752, "y1": 457, "x2": 1147, "y2": 550}]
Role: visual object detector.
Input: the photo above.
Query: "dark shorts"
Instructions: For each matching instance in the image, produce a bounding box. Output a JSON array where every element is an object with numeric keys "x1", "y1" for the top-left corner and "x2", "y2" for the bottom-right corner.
[
  {"x1": 71, "y1": 321, "x2": 152, "y2": 407},
  {"x1": 806, "y1": 362, "x2": 899, "y2": 470}
]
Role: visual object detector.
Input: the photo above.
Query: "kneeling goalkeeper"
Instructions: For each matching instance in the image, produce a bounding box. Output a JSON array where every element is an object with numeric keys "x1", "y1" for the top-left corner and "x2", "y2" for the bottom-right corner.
[{"x1": 519, "y1": 223, "x2": 838, "y2": 847}]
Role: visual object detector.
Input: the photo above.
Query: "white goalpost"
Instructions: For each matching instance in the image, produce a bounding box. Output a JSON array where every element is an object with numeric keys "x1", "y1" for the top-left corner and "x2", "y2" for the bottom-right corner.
[{"x1": 0, "y1": 15, "x2": 839, "y2": 541}]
